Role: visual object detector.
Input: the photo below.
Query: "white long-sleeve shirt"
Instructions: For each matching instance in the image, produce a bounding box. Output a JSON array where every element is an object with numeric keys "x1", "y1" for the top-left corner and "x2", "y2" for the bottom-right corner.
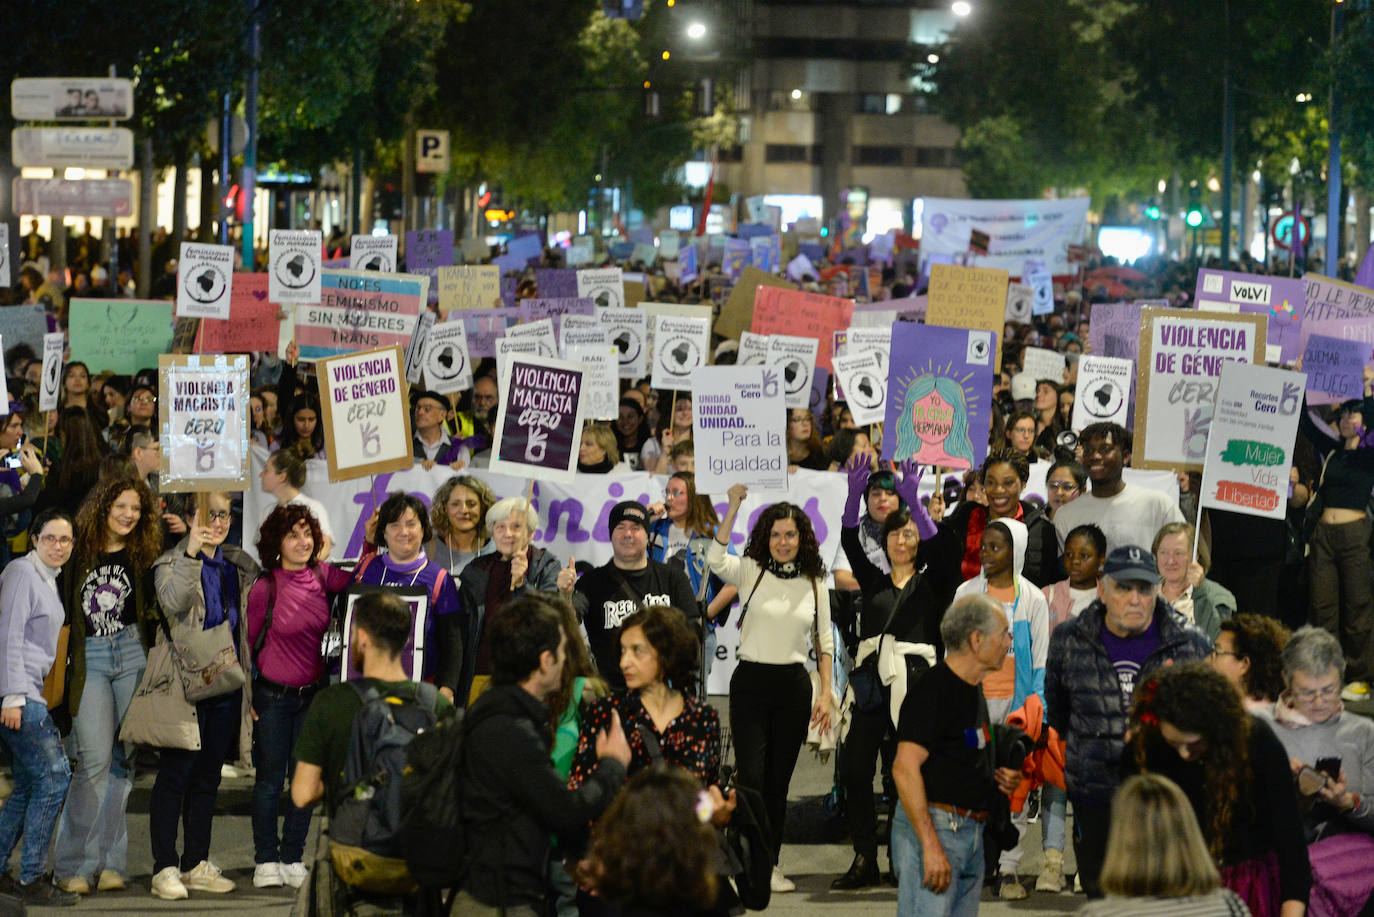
[
  {"x1": 0, "y1": 552, "x2": 66, "y2": 708},
  {"x1": 707, "y1": 539, "x2": 834, "y2": 665}
]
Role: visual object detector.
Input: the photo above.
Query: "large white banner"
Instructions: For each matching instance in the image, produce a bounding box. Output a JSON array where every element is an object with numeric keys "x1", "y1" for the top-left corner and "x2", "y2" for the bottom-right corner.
[{"x1": 919, "y1": 197, "x2": 1090, "y2": 276}]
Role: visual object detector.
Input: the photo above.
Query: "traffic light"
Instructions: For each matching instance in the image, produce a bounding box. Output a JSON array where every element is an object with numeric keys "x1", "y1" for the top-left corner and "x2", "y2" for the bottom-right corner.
[
  {"x1": 1185, "y1": 186, "x2": 1204, "y2": 228},
  {"x1": 1144, "y1": 200, "x2": 1161, "y2": 220}
]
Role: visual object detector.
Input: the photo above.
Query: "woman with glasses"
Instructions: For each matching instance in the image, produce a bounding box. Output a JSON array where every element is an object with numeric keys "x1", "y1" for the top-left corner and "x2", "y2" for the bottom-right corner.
[
  {"x1": 106, "y1": 384, "x2": 157, "y2": 452},
  {"x1": 51, "y1": 475, "x2": 161, "y2": 896},
  {"x1": 1209, "y1": 614, "x2": 1291, "y2": 712},
  {"x1": 943, "y1": 449, "x2": 1060, "y2": 588},
  {"x1": 785, "y1": 409, "x2": 829, "y2": 472},
  {"x1": 1044, "y1": 459, "x2": 1086, "y2": 520},
  {"x1": 147, "y1": 492, "x2": 259, "y2": 900},
  {"x1": 1152, "y1": 522, "x2": 1236, "y2": 642}
]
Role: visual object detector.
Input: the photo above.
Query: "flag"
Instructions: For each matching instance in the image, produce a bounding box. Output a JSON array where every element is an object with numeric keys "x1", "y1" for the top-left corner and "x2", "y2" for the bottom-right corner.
[
  {"x1": 696, "y1": 158, "x2": 716, "y2": 238},
  {"x1": 1355, "y1": 242, "x2": 1374, "y2": 289}
]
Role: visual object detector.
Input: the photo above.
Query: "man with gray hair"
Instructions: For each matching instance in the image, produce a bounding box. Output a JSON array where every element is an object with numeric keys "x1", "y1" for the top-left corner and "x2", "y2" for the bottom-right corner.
[{"x1": 889, "y1": 594, "x2": 1022, "y2": 917}]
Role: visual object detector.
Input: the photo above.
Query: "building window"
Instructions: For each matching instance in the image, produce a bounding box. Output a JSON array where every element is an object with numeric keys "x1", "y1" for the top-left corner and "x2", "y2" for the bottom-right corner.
[
  {"x1": 916, "y1": 146, "x2": 958, "y2": 168},
  {"x1": 854, "y1": 145, "x2": 904, "y2": 166},
  {"x1": 765, "y1": 144, "x2": 811, "y2": 163}
]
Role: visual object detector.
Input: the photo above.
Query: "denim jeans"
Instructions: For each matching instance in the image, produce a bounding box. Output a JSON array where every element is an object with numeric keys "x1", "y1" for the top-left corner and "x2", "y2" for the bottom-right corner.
[
  {"x1": 251, "y1": 680, "x2": 316, "y2": 865},
  {"x1": 53, "y1": 624, "x2": 144, "y2": 880},
  {"x1": 1041, "y1": 783, "x2": 1067, "y2": 852},
  {"x1": 892, "y1": 804, "x2": 985, "y2": 917},
  {"x1": 0, "y1": 700, "x2": 71, "y2": 883},
  {"x1": 150, "y1": 689, "x2": 241, "y2": 872}
]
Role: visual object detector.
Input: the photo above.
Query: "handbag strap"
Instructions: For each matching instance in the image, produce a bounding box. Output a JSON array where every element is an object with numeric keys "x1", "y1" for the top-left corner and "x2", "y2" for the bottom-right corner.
[
  {"x1": 635, "y1": 721, "x2": 665, "y2": 764},
  {"x1": 734, "y1": 566, "x2": 768, "y2": 631}
]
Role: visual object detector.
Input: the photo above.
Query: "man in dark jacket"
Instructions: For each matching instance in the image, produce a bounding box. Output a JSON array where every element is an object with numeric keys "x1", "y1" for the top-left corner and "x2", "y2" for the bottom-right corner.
[
  {"x1": 1043, "y1": 544, "x2": 1211, "y2": 898},
  {"x1": 458, "y1": 594, "x2": 630, "y2": 915}
]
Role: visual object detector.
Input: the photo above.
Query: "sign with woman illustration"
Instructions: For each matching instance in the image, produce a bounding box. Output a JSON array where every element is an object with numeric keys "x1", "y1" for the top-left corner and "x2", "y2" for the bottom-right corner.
[{"x1": 881, "y1": 323, "x2": 995, "y2": 471}]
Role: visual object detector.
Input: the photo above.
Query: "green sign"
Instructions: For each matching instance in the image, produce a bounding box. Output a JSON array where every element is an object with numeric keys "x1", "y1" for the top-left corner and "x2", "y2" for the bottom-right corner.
[{"x1": 68, "y1": 299, "x2": 173, "y2": 374}]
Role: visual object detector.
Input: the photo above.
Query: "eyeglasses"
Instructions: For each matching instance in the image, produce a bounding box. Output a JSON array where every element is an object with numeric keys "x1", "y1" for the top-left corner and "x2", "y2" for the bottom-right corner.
[
  {"x1": 1047, "y1": 482, "x2": 1080, "y2": 492},
  {"x1": 132, "y1": 395, "x2": 156, "y2": 404},
  {"x1": 1292, "y1": 685, "x2": 1340, "y2": 702},
  {"x1": 204, "y1": 510, "x2": 231, "y2": 523},
  {"x1": 1209, "y1": 649, "x2": 1242, "y2": 660},
  {"x1": 37, "y1": 534, "x2": 73, "y2": 546}
]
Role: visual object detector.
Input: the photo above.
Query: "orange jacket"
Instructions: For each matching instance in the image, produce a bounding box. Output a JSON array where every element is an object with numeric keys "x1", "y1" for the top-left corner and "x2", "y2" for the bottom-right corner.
[{"x1": 1005, "y1": 694, "x2": 1067, "y2": 813}]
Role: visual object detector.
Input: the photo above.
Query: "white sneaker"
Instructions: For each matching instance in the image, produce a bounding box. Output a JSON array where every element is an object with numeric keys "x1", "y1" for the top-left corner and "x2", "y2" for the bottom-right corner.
[
  {"x1": 151, "y1": 866, "x2": 189, "y2": 900},
  {"x1": 770, "y1": 867, "x2": 796, "y2": 893},
  {"x1": 281, "y1": 863, "x2": 309, "y2": 889},
  {"x1": 252, "y1": 862, "x2": 283, "y2": 888},
  {"x1": 181, "y1": 860, "x2": 235, "y2": 893}
]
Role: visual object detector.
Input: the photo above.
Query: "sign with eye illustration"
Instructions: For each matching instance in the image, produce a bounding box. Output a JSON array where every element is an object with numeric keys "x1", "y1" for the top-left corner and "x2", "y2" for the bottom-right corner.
[
  {"x1": 651, "y1": 315, "x2": 710, "y2": 391},
  {"x1": 833, "y1": 351, "x2": 886, "y2": 425},
  {"x1": 350, "y1": 234, "x2": 397, "y2": 273},
  {"x1": 159, "y1": 354, "x2": 250, "y2": 493},
  {"x1": 1072, "y1": 355, "x2": 1133, "y2": 429},
  {"x1": 738, "y1": 331, "x2": 770, "y2": 366},
  {"x1": 422, "y1": 320, "x2": 473, "y2": 394},
  {"x1": 766, "y1": 334, "x2": 819, "y2": 409},
  {"x1": 316, "y1": 345, "x2": 413, "y2": 482},
  {"x1": 176, "y1": 242, "x2": 234, "y2": 320},
  {"x1": 599, "y1": 308, "x2": 647, "y2": 378},
  {"x1": 269, "y1": 230, "x2": 323, "y2": 304},
  {"x1": 577, "y1": 267, "x2": 626, "y2": 310},
  {"x1": 40, "y1": 332, "x2": 64, "y2": 413}
]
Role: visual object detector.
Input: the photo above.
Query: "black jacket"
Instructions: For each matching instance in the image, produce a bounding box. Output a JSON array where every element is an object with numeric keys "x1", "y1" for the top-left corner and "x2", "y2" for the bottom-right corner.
[
  {"x1": 573, "y1": 559, "x2": 697, "y2": 688},
  {"x1": 455, "y1": 548, "x2": 563, "y2": 703},
  {"x1": 459, "y1": 684, "x2": 627, "y2": 910},
  {"x1": 1043, "y1": 598, "x2": 1212, "y2": 806},
  {"x1": 944, "y1": 498, "x2": 1061, "y2": 588}
]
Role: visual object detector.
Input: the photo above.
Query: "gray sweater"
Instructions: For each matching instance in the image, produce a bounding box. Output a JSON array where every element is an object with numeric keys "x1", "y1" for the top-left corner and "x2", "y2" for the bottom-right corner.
[
  {"x1": 1256, "y1": 701, "x2": 1374, "y2": 836},
  {"x1": 0, "y1": 552, "x2": 66, "y2": 707}
]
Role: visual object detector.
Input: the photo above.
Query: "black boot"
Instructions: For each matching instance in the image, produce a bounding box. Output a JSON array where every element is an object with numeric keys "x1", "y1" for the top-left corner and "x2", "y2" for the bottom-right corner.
[{"x1": 831, "y1": 853, "x2": 881, "y2": 891}]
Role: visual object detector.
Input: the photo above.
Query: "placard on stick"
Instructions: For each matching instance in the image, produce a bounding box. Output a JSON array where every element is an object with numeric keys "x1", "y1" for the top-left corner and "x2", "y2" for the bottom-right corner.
[
  {"x1": 1198, "y1": 362, "x2": 1305, "y2": 521},
  {"x1": 158, "y1": 354, "x2": 251, "y2": 493},
  {"x1": 926, "y1": 263, "x2": 1010, "y2": 369},
  {"x1": 489, "y1": 355, "x2": 588, "y2": 484},
  {"x1": 316, "y1": 345, "x2": 413, "y2": 482}
]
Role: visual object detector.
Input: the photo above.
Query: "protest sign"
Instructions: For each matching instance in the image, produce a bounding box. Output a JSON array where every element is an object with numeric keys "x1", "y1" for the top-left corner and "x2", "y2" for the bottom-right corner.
[
  {"x1": 642, "y1": 302, "x2": 711, "y2": 356},
  {"x1": 519, "y1": 297, "x2": 594, "y2": 336},
  {"x1": 0, "y1": 224, "x2": 7, "y2": 288},
  {"x1": 738, "y1": 331, "x2": 769, "y2": 365},
  {"x1": 560, "y1": 315, "x2": 608, "y2": 354},
  {"x1": 69, "y1": 299, "x2": 172, "y2": 374},
  {"x1": 1301, "y1": 333, "x2": 1368, "y2": 405},
  {"x1": 506, "y1": 233, "x2": 542, "y2": 266},
  {"x1": 1027, "y1": 269, "x2": 1054, "y2": 316},
  {"x1": 421, "y1": 320, "x2": 472, "y2": 394},
  {"x1": 404, "y1": 230, "x2": 453, "y2": 302},
  {"x1": 296, "y1": 270, "x2": 426, "y2": 361},
  {"x1": 577, "y1": 267, "x2": 625, "y2": 309},
  {"x1": 170, "y1": 317, "x2": 200, "y2": 355},
  {"x1": 882, "y1": 323, "x2": 996, "y2": 472},
  {"x1": 1199, "y1": 363, "x2": 1305, "y2": 521},
  {"x1": 566, "y1": 344, "x2": 619, "y2": 420},
  {"x1": 506, "y1": 317, "x2": 558, "y2": 358},
  {"x1": 718, "y1": 266, "x2": 791, "y2": 340},
  {"x1": 175, "y1": 242, "x2": 234, "y2": 319},
  {"x1": 534, "y1": 269, "x2": 578, "y2": 299},
  {"x1": 833, "y1": 351, "x2": 886, "y2": 425},
  {"x1": 1006, "y1": 282, "x2": 1033, "y2": 323},
  {"x1": 631, "y1": 243, "x2": 657, "y2": 265},
  {"x1": 927, "y1": 262, "x2": 1010, "y2": 370},
  {"x1": 495, "y1": 336, "x2": 545, "y2": 382},
  {"x1": 723, "y1": 239, "x2": 751, "y2": 280},
  {"x1": 489, "y1": 355, "x2": 588, "y2": 484},
  {"x1": 600, "y1": 308, "x2": 648, "y2": 378},
  {"x1": 199, "y1": 273, "x2": 283, "y2": 354},
  {"x1": 692, "y1": 366, "x2": 788, "y2": 496},
  {"x1": 919, "y1": 197, "x2": 1090, "y2": 275},
  {"x1": 39, "y1": 332, "x2": 63, "y2": 414},
  {"x1": 659, "y1": 234, "x2": 680, "y2": 259},
  {"x1": 651, "y1": 315, "x2": 710, "y2": 391},
  {"x1": 1135, "y1": 308, "x2": 1266, "y2": 471},
  {"x1": 767, "y1": 334, "x2": 818, "y2": 410},
  {"x1": 1301, "y1": 274, "x2": 1374, "y2": 322},
  {"x1": 0, "y1": 304, "x2": 51, "y2": 361},
  {"x1": 1195, "y1": 268, "x2": 1305, "y2": 363},
  {"x1": 350, "y1": 234, "x2": 397, "y2": 272},
  {"x1": 677, "y1": 245, "x2": 698, "y2": 284},
  {"x1": 751, "y1": 287, "x2": 853, "y2": 373},
  {"x1": 437, "y1": 265, "x2": 500, "y2": 313},
  {"x1": 459, "y1": 237, "x2": 489, "y2": 263},
  {"x1": 403, "y1": 309, "x2": 436, "y2": 385},
  {"x1": 268, "y1": 229, "x2": 322, "y2": 304},
  {"x1": 158, "y1": 354, "x2": 250, "y2": 492},
  {"x1": 846, "y1": 327, "x2": 892, "y2": 362},
  {"x1": 1088, "y1": 302, "x2": 1142, "y2": 360},
  {"x1": 566, "y1": 241, "x2": 594, "y2": 267},
  {"x1": 1072, "y1": 355, "x2": 1133, "y2": 429},
  {"x1": 316, "y1": 345, "x2": 413, "y2": 482},
  {"x1": 787, "y1": 253, "x2": 816, "y2": 283},
  {"x1": 1022, "y1": 346, "x2": 1067, "y2": 383},
  {"x1": 458, "y1": 308, "x2": 520, "y2": 359},
  {"x1": 1297, "y1": 316, "x2": 1374, "y2": 362}
]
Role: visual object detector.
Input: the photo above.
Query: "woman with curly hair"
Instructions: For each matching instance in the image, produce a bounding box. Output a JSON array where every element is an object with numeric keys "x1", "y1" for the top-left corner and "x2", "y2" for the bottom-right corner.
[
  {"x1": 1211, "y1": 614, "x2": 1292, "y2": 710},
  {"x1": 52, "y1": 475, "x2": 161, "y2": 895},
  {"x1": 1125, "y1": 662, "x2": 1310, "y2": 917},
  {"x1": 708, "y1": 483, "x2": 834, "y2": 893},
  {"x1": 244, "y1": 504, "x2": 353, "y2": 889},
  {"x1": 425, "y1": 474, "x2": 497, "y2": 577}
]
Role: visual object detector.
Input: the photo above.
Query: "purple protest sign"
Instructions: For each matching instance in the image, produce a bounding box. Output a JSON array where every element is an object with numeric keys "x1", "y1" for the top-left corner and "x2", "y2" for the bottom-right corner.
[
  {"x1": 678, "y1": 245, "x2": 698, "y2": 284},
  {"x1": 882, "y1": 323, "x2": 995, "y2": 471},
  {"x1": 736, "y1": 223, "x2": 772, "y2": 239},
  {"x1": 404, "y1": 230, "x2": 453, "y2": 303},
  {"x1": 456, "y1": 307, "x2": 519, "y2": 358},
  {"x1": 489, "y1": 355, "x2": 588, "y2": 484},
  {"x1": 723, "y1": 239, "x2": 751, "y2": 280},
  {"x1": 1088, "y1": 302, "x2": 1141, "y2": 360},
  {"x1": 1302, "y1": 333, "x2": 1370, "y2": 405},
  {"x1": 518, "y1": 297, "x2": 595, "y2": 336},
  {"x1": 506, "y1": 233, "x2": 543, "y2": 266},
  {"x1": 1195, "y1": 268, "x2": 1304, "y2": 363},
  {"x1": 500, "y1": 274, "x2": 518, "y2": 307},
  {"x1": 536, "y1": 268, "x2": 578, "y2": 299}
]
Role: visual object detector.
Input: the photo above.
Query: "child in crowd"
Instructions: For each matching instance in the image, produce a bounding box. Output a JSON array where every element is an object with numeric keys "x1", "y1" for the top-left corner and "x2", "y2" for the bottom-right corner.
[{"x1": 1043, "y1": 524, "x2": 1107, "y2": 629}]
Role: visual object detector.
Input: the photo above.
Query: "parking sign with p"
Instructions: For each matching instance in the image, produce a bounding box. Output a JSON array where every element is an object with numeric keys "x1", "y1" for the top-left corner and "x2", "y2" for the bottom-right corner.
[{"x1": 416, "y1": 130, "x2": 450, "y2": 174}]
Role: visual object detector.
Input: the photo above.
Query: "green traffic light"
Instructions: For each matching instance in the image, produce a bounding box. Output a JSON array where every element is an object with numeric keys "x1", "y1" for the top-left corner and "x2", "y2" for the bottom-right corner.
[
  {"x1": 1185, "y1": 210, "x2": 1204, "y2": 228},
  {"x1": 1145, "y1": 205, "x2": 1161, "y2": 220}
]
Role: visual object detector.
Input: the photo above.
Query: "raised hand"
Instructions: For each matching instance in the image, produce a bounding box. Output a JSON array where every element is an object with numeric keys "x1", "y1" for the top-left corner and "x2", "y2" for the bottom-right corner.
[
  {"x1": 510, "y1": 542, "x2": 529, "y2": 588},
  {"x1": 557, "y1": 556, "x2": 578, "y2": 595}
]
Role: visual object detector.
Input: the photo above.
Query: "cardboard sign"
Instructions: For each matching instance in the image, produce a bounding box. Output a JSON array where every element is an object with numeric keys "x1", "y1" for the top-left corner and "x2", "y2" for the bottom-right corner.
[
  {"x1": 437, "y1": 265, "x2": 500, "y2": 313},
  {"x1": 350, "y1": 235, "x2": 397, "y2": 272},
  {"x1": 1005, "y1": 282, "x2": 1033, "y2": 322},
  {"x1": 566, "y1": 344, "x2": 619, "y2": 420},
  {"x1": 403, "y1": 309, "x2": 437, "y2": 385},
  {"x1": 882, "y1": 323, "x2": 996, "y2": 472},
  {"x1": 1301, "y1": 274, "x2": 1374, "y2": 322},
  {"x1": 738, "y1": 331, "x2": 769, "y2": 365},
  {"x1": 651, "y1": 315, "x2": 710, "y2": 391},
  {"x1": 495, "y1": 337, "x2": 545, "y2": 383},
  {"x1": 158, "y1": 354, "x2": 250, "y2": 493},
  {"x1": 1072, "y1": 355, "x2": 1133, "y2": 429},
  {"x1": 833, "y1": 351, "x2": 886, "y2": 425},
  {"x1": 577, "y1": 267, "x2": 625, "y2": 309},
  {"x1": 692, "y1": 366, "x2": 788, "y2": 496},
  {"x1": 1199, "y1": 362, "x2": 1305, "y2": 520},
  {"x1": 926, "y1": 263, "x2": 1010, "y2": 370},
  {"x1": 560, "y1": 315, "x2": 608, "y2": 355},
  {"x1": 767, "y1": 334, "x2": 818, "y2": 410},
  {"x1": 268, "y1": 229, "x2": 323, "y2": 304},
  {"x1": 39, "y1": 332, "x2": 63, "y2": 413},
  {"x1": 1302, "y1": 333, "x2": 1369, "y2": 405},
  {"x1": 1135, "y1": 308, "x2": 1267, "y2": 471},
  {"x1": 459, "y1": 237, "x2": 490, "y2": 263},
  {"x1": 199, "y1": 273, "x2": 283, "y2": 353},
  {"x1": 422, "y1": 320, "x2": 473, "y2": 394},
  {"x1": 296, "y1": 270, "x2": 426, "y2": 361},
  {"x1": 1022, "y1": 346, "x2": 1067, "y2": 384},
  {"x1": 341, "y1": 586, "x2": 428, "y2": 681},
  {"x1": 175, "y1": 242, "x2": 234, "y2": 319},
  {"x1": 405, "y1": 230, "x2": 453, "y2": 303},
  {"x1": 600, "y1": 308, "x2": 648, "y2": 379},
  {"x1": 1088, "y1": 302, "x2": 1142, "y2": 360},
  {"x1": 68, "y1": 298, "x2": 172, "y2": 374},
  {"x1": 718, "y1": 266, "x2": 791, "y2": 340},
  {"x1": 316, "y1": 345, "x2": 413, "y2": 482},
  {"x1": 506, "y1": 317, "x2": 558, "y2": 359},
  {"x1": 750, "y1": 287, "x2": 853, "y2": 373},
  {"x1": 1195, "y1": 268, "x2": 1305, "y2": 363},
  {"x1": 489, "y1": 355, "x2": 588, "y2": 484},
  {"x1": 519, "y1": 297, "x2": 594, "y2": 336},
  {"x1": 456, "y1": 308, "x2": 519, "y2": 359},
  {"x1": 0, "y1": 304, "x2": 51, "y2": 362}
]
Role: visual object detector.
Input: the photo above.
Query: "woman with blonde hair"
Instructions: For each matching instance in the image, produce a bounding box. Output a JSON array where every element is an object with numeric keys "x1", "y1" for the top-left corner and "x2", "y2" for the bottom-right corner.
[
  {"x1": 577, "y1": 422, "x2": 621, "y2": 474},
  {"x1": 425, "y1": 474, "x2": 497, "y2": 577},
  {"x1": 1079, "y1": 774, "x2": 1250, "y2": 916}
]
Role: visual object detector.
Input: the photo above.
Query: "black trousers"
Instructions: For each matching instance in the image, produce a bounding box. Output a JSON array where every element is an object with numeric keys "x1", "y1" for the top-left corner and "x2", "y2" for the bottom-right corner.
[
  {"x1": 1071, "y1": 798, "x2": 1112, "y2": 899},
  {"x1": 729, "y1": 661, "x2": 811, "y2": 862},
  {"x1": 150, "y1": 689, "x2": 241, "y2": 872},
  {"x1": 840, "y1": 704, "x2": 896, "y2": 860}
]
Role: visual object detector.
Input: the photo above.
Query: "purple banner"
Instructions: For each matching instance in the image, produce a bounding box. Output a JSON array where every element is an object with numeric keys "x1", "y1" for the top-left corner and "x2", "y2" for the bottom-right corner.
[
  {"x1": 1194, "y1": 268, "x2": 1304, "y2": 362},
  {"x1": 535, "y1": 268, "x2": 578, "y2": 299},
  {"x1": 456, "y1": 307, "x2": 519, "y2": 358},
  {"x1": 882, "y1": 323, "x2": 995, "y2": 472},
  {"x1": 1302, "y1": 333, "x2": 1370, "y2": 405},
  {"x1": 404, "y1": 230, "x2": 453, "y2": 303},
  {"x1": 518, "y1": 297, "x2": 595, "y2": 335}
]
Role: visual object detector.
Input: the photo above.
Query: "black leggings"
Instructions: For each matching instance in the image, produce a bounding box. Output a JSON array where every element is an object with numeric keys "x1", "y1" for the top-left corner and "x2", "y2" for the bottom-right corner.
[{"x1": 729, "y1": 661, "x2": 811, "y2": 862}]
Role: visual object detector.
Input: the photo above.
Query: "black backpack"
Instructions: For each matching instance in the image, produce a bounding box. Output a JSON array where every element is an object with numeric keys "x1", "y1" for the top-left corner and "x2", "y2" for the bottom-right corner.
[
  {"x1": 398, "y1": 709, "x2": 469, "y2": 889},
  {"x1": 328, "y1": 681, "x2": 440, "y2": 894}
]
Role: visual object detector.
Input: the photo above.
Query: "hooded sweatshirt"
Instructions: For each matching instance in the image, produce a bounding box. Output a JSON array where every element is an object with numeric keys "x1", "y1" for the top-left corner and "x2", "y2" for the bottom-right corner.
[{"x1": 953, "y1": 517, "x2": 1049, "y2": 713}]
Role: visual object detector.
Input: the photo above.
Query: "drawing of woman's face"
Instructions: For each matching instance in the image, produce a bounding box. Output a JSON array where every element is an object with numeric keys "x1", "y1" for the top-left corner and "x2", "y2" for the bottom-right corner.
[{"x1": 910, "y1": 388, "x2": 954, "y2": 446}]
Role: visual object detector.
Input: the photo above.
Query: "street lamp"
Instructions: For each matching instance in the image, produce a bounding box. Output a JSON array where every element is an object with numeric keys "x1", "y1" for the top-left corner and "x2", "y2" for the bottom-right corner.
[
  {"x1": 951, "y1": 1, "x2": 972, "y2": 16},
  {"x1": 686, "y1": 21, "x2": 706, "y2": 40},
  {"x1": 927, "y1": 53, "x2": 940, "y2": 64}
]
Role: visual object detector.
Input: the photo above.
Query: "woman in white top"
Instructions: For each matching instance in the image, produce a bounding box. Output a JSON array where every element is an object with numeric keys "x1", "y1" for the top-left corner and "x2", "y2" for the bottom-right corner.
[
  {"x1": 708, "y1": 483, "x2": 834, "y2": 894},
  {"x1": 258, "y1": 448, "x2": 333, "y2": 561}
]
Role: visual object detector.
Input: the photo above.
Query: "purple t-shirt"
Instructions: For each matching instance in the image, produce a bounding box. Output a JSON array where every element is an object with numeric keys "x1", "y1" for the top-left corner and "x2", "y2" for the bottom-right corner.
[{"x1": 1100, "y1": 617, "x2": 1159, "y2": 707}]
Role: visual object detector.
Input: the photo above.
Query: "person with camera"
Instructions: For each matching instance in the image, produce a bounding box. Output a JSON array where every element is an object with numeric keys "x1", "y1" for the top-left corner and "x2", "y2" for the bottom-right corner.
[{"x1": 0, "y1": 403, "x2": 45, "y2": 570}]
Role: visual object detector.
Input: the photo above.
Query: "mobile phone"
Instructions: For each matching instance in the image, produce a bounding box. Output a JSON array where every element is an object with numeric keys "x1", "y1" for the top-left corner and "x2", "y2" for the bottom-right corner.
[
  {"x1": 1297, "y1": 765, "x2": 1329, "y2": 796},
  {"x1": 1316, "y1": 757, "x2": 1342, "y2": 781}
]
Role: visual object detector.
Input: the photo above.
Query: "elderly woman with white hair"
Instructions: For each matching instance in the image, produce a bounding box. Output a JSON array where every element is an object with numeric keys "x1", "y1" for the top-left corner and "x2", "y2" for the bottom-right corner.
[
  {"x1": 456, "y1": 496, "x2": 562, "y2": 705},
  {"x1": 1257, "y1": 625, "x2": 1374, "y2": 917}
]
